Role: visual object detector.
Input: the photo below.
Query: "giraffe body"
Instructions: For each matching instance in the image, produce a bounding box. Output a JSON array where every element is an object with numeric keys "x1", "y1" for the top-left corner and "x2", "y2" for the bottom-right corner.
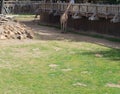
[
  {"x1": 60, "y1": 12, "x2": 68, "y2": 32},
  {"x1": 60, "y1": 3, "x2": 72, "y2": 33}
]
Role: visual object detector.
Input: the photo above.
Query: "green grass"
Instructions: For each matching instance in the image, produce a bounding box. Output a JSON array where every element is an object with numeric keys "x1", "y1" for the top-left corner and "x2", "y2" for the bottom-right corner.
[
  {"x1": 0, "y1": 40, "x2": 120, "y2": 94},
  {"x1": 15, "y1": 14, "x2": 35, "y2": 18},
  {"x1": 13, "y1": 14, "x2": 35, "y2": 21}
]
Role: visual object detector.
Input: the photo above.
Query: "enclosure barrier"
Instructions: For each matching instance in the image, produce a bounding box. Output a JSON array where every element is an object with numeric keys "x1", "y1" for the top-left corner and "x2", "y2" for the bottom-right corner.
[
  {"x1": 2, "y1": 1, "x2": 120, "y2": 22},
  {"x1": 3, "y1": 1, "x2": 42, "y2": 14},
  {"x1": 37, "y1": 3, "x2": 120, "y2": 18}
]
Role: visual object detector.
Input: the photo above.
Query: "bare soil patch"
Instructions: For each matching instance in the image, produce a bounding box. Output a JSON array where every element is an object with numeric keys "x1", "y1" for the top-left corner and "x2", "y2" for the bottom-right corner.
[
  {"x1": 1, "y1": 17, "x2": 120, "y2": 49},
  {"x1": 106, "y1": 83, "x2": 120, "y2": 88}
]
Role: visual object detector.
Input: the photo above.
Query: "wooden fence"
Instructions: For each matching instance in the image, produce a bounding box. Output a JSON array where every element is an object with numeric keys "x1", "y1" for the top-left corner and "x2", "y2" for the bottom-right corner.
[
  {"x1": 2, "y1": 1, "x2": 120, "y2": 19},
  {"x1": 38, "y1": 3, "x2": 120, "y2": 18},
  {"x1": 2, "y1": 1, "x2": 120, "y2": 37},
  {"x1": 3, "y1": 1, "x2": 42, "y2": 14}
]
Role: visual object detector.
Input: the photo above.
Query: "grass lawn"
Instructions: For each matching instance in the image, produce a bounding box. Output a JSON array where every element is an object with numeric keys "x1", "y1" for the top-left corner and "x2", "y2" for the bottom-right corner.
[{"x1": 0, "y1": 40, "x2": 120, "y2": 94}]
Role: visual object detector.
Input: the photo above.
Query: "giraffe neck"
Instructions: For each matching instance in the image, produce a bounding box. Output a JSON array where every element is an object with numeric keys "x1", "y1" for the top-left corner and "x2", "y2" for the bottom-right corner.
[{"x1": 63, "y1": 3, "x2": 72, "y2": 14}]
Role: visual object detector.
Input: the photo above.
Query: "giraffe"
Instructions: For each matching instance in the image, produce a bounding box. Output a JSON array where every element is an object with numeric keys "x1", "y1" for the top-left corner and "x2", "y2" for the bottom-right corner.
[{"x1": 60, "y1": 3, "x2": 72, "y2": 33}]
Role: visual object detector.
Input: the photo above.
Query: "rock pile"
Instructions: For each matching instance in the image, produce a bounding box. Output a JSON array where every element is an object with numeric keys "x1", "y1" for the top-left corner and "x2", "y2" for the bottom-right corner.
[{"x1": 0, "y1": 14, "x2": 34, "y2": 40}]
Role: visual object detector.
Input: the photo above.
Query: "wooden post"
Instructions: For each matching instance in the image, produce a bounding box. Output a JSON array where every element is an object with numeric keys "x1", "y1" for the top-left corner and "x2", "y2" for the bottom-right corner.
[
  {"x1": 106, "y1": 6, "x2": 108, "y2": 15},
  {"x1": 44, "y1": 0, "x2": 46, "y2": 3},
  {"x1": 0, "y1": 0, "x2": 4, "y2": 14},
  {"x1": 105, "y1": 6, "x2": 108, "y2": 19},
  {"x1": 95, "y1": 5, "x2": 98, "y2": 14},
  {"x1": 118, "y1": 6, "x2": 119, "y2": 14},
  {"x1": 50, "y1": 0, "x2": 53, "y2": 11},
  {"x1": 86, "y1": 5, "x2": 88, "y2": 17},
  {"x1": 79, "y1": 4, "x2": 80, "y2": 13}
]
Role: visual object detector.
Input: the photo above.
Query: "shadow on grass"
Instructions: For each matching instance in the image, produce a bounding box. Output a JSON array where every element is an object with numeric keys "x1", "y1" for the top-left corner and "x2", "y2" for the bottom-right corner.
[{"x1": 81, "y1": 48, "x2": 120, "y2": 61}]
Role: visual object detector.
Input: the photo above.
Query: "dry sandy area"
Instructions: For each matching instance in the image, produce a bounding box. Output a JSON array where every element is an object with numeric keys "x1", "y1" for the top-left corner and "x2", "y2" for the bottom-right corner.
[{"x1": 0, "y1": 17, "x2": 120, "y2": 49}]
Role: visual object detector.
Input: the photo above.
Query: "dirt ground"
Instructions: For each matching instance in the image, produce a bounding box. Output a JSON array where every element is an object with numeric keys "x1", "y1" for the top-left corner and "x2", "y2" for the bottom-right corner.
[{"x1": 0, "y1": 17, "x2": 120, "y2": 49}]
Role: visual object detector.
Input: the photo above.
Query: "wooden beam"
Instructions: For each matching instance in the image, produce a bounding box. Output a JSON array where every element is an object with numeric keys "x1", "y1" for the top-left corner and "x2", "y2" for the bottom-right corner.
[{"x1": 0, "y1": 0, "x2": 4, "y2": 14}]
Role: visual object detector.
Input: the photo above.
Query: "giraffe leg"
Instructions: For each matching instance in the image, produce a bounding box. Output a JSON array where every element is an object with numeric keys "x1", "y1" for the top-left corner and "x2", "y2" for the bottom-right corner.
[
  {"x1": 64, "y1": 22, "x2": 67, "y2": 33},
  {"x1": 61, "y1": 23, "x2": 64, "y2": 33},
  {"x1": 63, "y1": 23, "x2": 65, "y2": 33},
  {"x1": 63, "y1": 23, "x2": 64, "y2": 32},
  {"x1": 64, "y1": 23, "x2": 66, "y2": 33}
]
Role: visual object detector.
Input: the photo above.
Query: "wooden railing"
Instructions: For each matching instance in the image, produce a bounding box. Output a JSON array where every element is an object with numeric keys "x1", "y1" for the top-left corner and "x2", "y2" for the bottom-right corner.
[
  {"x1": 2, "y1": 1, "x2": 120, "y2": 17},
  {"x1": 4, "y1": 1, "x2": 42, "y2": 6},
  {"x1": 38, "y1": 3, "x2": 120, "y2": 15},
  {"x1": 3, "y1": 1, "x2": 42, "y2": 14}
]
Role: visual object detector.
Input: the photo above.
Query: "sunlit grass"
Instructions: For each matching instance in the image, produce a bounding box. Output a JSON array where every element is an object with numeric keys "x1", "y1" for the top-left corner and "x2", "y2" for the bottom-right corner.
[{"x1": 0, "y1": 40, "x2": 120, "y2": 94}]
